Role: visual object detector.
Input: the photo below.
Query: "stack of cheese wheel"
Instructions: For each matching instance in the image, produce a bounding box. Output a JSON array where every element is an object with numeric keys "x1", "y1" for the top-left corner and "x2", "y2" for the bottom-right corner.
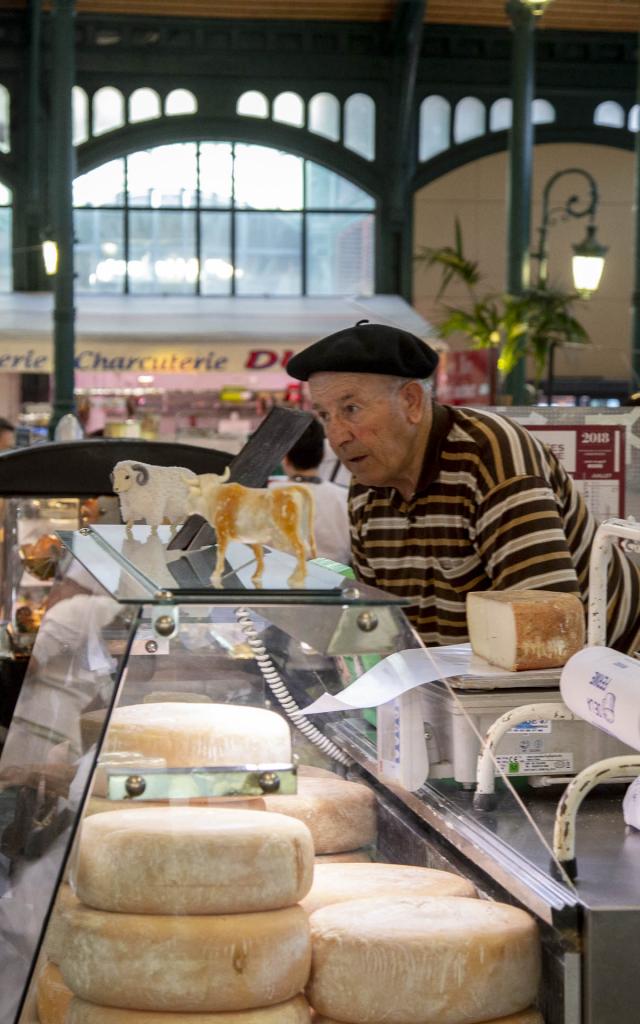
[
  {"x1": 55, "y1": 806, "x2": 314, "y2": 1023},
  {"x1": 36, "y1": 885, "x2": 81, "y2": 1024},
  {"x1": 307, "y1": 896, "x2": 543, "y2": 1024}
]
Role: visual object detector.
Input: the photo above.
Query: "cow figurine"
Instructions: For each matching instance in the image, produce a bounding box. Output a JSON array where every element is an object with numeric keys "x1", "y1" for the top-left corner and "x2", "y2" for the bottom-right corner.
[
  {"x1": 111, "y1": 461, "x2": 197, "y2": 531},
  {"x1": 185, "y1": 467, "x2": 317, "y2": 588}
]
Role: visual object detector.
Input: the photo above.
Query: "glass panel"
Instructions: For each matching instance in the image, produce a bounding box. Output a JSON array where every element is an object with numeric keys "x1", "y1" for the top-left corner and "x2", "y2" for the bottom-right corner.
[
  {"x1": 344, "y1": 93, "x2": 375, "y2": 160},
  {"x1": 235, "y1": 211, "x2": 301, "y2": 295},
  {"x1": 630, "y1": 105, "x2": 640, "y2": 133},
  {"x1": 307, "y1": 212, "x2": 374, "y2": 296},
  {"x1": 165, "y1": 88, "x2": 197, "y2": 116},
  {"x1": 308, "y1": 92, "x2": 340, "y2": 141},
  {"x1": 0, "y1": 557, "x2": 136, "y2": 1024},
  {"x1": 128, "y1": 210, "x2": 197, "y2": 294},
  {"x1": 532, "y1": 98, "x2": 555, "y2": 125},
  {"x1": 273, "y1": 91, "x2": 304, "y2": 127},
  {"x1": 199, "y1": 143, "x2": 233, "y2": 208},
  {"x1": 72, "y1": 86, "x2": 89, "y2": 146},
  {"x1": 236, "y1": 90, "x2": 268, "y2": 118},
  {"x1": 419, "y1": 95, "x2": 450, "y2": 160},
  {"x1": 73, "y1": 159, "x2": 125, "y2": 208},
  {"x1": 200, "y1": 211, "x2": 232, "y2": 295},
  {"x1": 128, "y1": 144, "x2": 197, "y2": 208},
  {"x1": 0, "y1": 84, "x2": 9, "y2": 154},
  {"x1": 92, "y1": 86, "x2": 125, "y2": 136},
  {"x1": 129, "y1": 87, "x2": 161, "y2": 123},
  {"x1": 75, "y1": 208, "x2": 125, "y2": 294},
  {"x1": 234, "y1": 145, "x2": 302, "y2": 211},
  {"x1": 305, "y1": 161, "x2": 374, "y2": 210},
  {"x1": 594, "y1": 100, "x2": 625, "y2": 128},
  {"x1": 453, "y1": 96, "x2": 486, "y2": 144},
  {"x1": 0, "y1": 207, "x2": 11, "y2": 293},
  {"x1": 490, "y1": 97, "x2": 512, "y2": 132}
]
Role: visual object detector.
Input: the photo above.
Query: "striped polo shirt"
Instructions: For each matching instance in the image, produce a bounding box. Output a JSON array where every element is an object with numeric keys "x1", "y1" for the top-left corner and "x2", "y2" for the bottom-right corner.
[{"x1": 349, "y1": 402, "x2": 640, "y2": 654}]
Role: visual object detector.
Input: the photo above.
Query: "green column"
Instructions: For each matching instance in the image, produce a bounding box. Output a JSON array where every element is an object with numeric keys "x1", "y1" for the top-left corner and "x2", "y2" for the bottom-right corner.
[
  {"x1": 504, "y1": 0, "x2": 534, "y2": 405},
  {"x1": 631, "y1": 31, "x2": 640, "y2": 394},
  {"x1": 49, "y1": 0, "x2": 76, "y2": 436}
]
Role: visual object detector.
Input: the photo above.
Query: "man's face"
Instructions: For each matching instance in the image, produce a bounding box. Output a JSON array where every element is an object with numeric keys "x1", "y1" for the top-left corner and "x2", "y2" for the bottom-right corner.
[{"x1": 309, "y1": 372, "x2": 424, "y2": 489}]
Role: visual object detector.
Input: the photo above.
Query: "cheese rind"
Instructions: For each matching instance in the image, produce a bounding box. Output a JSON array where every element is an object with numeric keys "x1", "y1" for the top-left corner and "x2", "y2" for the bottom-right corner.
[
  {"x1": 103, "y1": 702, "x2": 291, "y2": 766},
  {"x1": 85, "y1": 796, "x2": 265, "y2": 816},
  {"x1": 466, "y1": 589, "x2": 585, "y2": 671},
  {"x1": 315, "y1": 850, "x2": 371, "y2": 863},
  {"x1": 307, "y1": 896, "x2": 540, "y2": 1024},
  {"x1": 36, "y1": 962, "x2": 73, "y2": 1024},
  {"x1": 262, "y1": 778, "x2": 376, "y2": 854},
  {"x1": 43, "y1": 885, "x2": 79, "y2": 964},
  {"x1": 75, "y1": 806, "x2": 314, "y2": 914},
  {"x1": 59, "y1": 903, "x2": 311, "y2": 1012},
  {"x1": 302, "y1": 863, "x2": 476, "y2": 915},
  {"x1": 67, "y1": 995, "x2": 312, "y2": 1024},
  {"x1": 313, "y1": 1012, "x2": 543, "y2": 1024}
]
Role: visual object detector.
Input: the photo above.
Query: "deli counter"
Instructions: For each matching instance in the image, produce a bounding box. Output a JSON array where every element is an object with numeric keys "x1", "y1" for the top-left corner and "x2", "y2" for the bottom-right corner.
[{"x1": 1, "y1": 524, "x2": 640, "y2": 1024}]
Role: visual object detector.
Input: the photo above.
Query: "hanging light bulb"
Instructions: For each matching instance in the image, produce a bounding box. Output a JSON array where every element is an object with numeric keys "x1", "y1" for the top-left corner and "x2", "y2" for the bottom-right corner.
[
  {"x1": 572, "y1": 224, "x2": 608, "y2": 296},
  {"x1": 521, "y1": 0, "x2": 554, "y2": 14}
]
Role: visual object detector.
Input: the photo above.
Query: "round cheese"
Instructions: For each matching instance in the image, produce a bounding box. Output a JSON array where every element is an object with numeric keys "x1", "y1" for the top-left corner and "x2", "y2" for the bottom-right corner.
[
  {"x1": 75, "y1": 806, "x2": 314, "y2": 914},
  {"x1": 307, "y1": 896, "x2": 540, "y2": 1024},
  {"x1": 85, "y1": 796, "x2": 264, "y2": 816},
  {"x1": 67, "y1": 995, "x2": 312, "y2": 1024},
  {"x1": 36, "y1": 962, "x2": 73, "y2": 1024},
  {"x1": 59, "y1": 903, "x2": 311, "y2": 1012},
  {"x1": 313, "y1": 1012, "x2": 543, "y2": 1024},
  {"x1": 262, "y1": 778, "x2": 376, "y2": 854},
  {"x1": 43, "y1": 885, "x2": 80, "y2": 964},
  {"x1": 315, "y1": 850, "x2": 371, "y2": 863},
  {"x1": 298, "y1": 765, "x2": 340, "y2": 780},
  {"x1": 103, "y1": 702, "x2": 291, "y2": 766},
  {"x1": 302, "y1": 863, "x2": 476, "y2": 915}
]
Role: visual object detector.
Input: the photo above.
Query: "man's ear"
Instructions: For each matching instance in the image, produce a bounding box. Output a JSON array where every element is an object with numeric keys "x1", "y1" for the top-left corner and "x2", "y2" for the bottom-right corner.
[{"x1": 399, "y1": 380, "x2": 427, "y2": 424}]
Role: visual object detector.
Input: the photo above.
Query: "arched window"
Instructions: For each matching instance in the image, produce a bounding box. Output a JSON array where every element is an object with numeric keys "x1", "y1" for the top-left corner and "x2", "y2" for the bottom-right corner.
[
  {"x1": 308, "y1": 93, "x2": 340, "y2": 142},
  {"x1": 453, "y1": 97, "x2": 485, "y2": 145},
  {"x1": 0, "y1": 85, "x2": 9, "y2": 154},
  {"x1": 273, "y1": 91, "x2": 304, "y2": 127},
  {"x1": 628, "y1": 105, "x2": 640, "y2": 133},
  {"x1": 532, "y1": 98, "x2": 555, "y2": 125},
  {"x1": 73, "y1": 143, "x2": 375, "y2": 298},
  {"x1": 0, "y1": 181, "x2": 11, "y2": 291},
  {"x1": 490, "y1": 98, "x2": 512, "y2": 132},
  {"x1": 419, "y1": 96, "x2": 451, "y2": 161},
  {"x1": 594, "y1": 101, "x2": 625, "y2": 128},
  {"x1": 344, "y1": 93, "x2": 375, "y2": 160},
  {"x1": 129, "y1": 87, "x2": 161, "y2": 124},
  {"x1": 92, "y1": 86, "x2": 125, "y2": 136},
  {"x1": 165, "y1": 89, "x2": 197, "y2": 116},
  {"x1": 72, "y1": 87, "x2": 89, "y2": 145},
  {"x1": 237, "y1": 90, "x2": 268, "y2": 118}
]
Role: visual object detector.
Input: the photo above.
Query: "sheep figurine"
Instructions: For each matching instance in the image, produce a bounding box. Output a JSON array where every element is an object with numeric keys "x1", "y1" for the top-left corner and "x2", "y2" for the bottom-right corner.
[
  {"x1": 185, "y1": 466, "x2": 317, "y2": 588},
  {"x1": 111, "y1": 461, "x2": 197, "y2": 531}
]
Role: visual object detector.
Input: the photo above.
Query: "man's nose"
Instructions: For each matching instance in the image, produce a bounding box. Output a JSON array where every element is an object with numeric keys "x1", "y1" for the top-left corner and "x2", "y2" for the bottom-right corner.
[{"x1": 326, "y1": 417, "x2": 353, "y2": 450}]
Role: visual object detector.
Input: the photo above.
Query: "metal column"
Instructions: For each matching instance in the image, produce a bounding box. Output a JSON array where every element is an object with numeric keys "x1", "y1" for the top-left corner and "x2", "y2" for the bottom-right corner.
[{"x1": 630, "y1": 32, "x2": 640, "y2": 395}]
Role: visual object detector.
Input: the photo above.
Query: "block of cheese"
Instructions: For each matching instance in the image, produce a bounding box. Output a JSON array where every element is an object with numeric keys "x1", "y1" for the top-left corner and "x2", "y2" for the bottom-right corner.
[
  {"x1": 102, "y1": 702, "x2": 291, "y2": 766},
  {"x1": 36, "y1": 962, "x2": 73, "y2": 1024},
  {"x1": 315, "y1": 850, "x2": 372, "y2": 863},
  {"x1": 307, "y1": 896, "x2": 540, "y2": 1024},
  {"x1": 312, "y1": 1012, "x2": 543, "y2": 1024},
  {"x1": 59, "y1": 903, "x2": 310, "y2": 1012},
  {"x1": 466, "y1": 589, "x2": 585, "y2": 671},
  {"x1": 75, "y1": 806, "x2": 313, "y2": 914},
  {"x1": 262, "y1": 778, "x2": 376, "y2": 854},
  {"x1": 302, "y1": 863, "x2": 476, "y2": 915},
  {"x1": 43, "y1": 885, "x2": 80, "y2": 964},
  {"x1": 67, "y1": 995, "x2": 312, "y2": 1024}
]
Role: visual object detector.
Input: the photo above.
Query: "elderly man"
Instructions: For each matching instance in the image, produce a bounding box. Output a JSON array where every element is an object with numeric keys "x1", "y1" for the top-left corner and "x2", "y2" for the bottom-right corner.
[{"x1": 286, "y1": 321, "x2": 640, "y2": 654}]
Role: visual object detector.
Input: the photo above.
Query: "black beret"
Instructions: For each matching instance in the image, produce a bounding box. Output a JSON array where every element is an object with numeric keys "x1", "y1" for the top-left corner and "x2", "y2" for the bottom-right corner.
[{"x1": 286, "y1": 320, "x2": 439, "y2": 382}]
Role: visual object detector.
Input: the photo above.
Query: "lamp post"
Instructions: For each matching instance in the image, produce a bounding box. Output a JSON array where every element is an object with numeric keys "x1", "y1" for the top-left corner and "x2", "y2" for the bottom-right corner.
[{"x1": 530, "y1": 167, "x2": 608, "y2": 404}]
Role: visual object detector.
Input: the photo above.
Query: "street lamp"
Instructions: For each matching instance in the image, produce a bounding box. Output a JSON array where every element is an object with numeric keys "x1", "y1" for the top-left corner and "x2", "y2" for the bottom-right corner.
[{"x1": 530, "y1": 167, "x2": 608, "y2": 403}]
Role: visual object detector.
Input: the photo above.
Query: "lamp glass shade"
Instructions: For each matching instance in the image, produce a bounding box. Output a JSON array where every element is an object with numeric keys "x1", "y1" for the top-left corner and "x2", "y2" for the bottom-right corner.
[
  {"x1": 571, "y1": 224, "x2": 608, "y2": 294},
  {"x1": 42, "y1": 240, "x2": 58, "y2": 276}
]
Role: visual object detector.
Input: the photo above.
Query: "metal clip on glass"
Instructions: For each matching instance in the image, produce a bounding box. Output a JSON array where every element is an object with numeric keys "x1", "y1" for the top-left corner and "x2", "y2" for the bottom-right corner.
[{"x1": 106, "y1": 763, "x2": 298, "y2": 800}]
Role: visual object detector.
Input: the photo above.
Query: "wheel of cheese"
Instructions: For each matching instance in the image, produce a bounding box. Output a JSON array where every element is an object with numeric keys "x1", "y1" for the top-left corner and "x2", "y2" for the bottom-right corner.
[
  {"x1": 67, "y1": 995, "x2": 312, "y2": 1024},
  {"x1": 315, "y1": 850, "x2": 372, "y2": 863},
  {"x1": 103, "y1": 702, "x2": 291, "y2": 766},
  {"x1": 307, "y1": 896, "x2": 540, "y2": 1024},
  {"x1": 466, "y1": 590, "x2": 585, "y2": 671},
  {"x1": 302, "y1": 863, "x2": 476, "y2": 915},
  {"x1": 43, "y1": 885, "x2": 80, "y2": 964},
  {"x1": 59, "y1": 903, "x2": 311, "y2": 1012},
  {"x1": 298, "y1": 765, "x2": 340, "y2": 780},
  {"x1": 262, "y1": 778, "x2": 376, "y2": 854},
  {"x1": 75, "y1": 806, "x2": 314, "y2": 914},
  {"x1": 85, "y1": 796, "x2": 265, "y2": 816},
  {"x1": 36, "y1": 962, "x2": 73, "y2": 1024},
  {"x1": 312, "y1": 1012, "x2": 543, "y2": 1024}
]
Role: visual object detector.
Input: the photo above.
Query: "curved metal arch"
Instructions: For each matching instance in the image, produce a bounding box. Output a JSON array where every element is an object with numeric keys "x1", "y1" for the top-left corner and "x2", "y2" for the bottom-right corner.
[
  {"x1": 411, "y1": 124, "x2": 635, "y2": 192},
  {"x1": 75, "y1": 114, "x2": 383, "y2": 200}
]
